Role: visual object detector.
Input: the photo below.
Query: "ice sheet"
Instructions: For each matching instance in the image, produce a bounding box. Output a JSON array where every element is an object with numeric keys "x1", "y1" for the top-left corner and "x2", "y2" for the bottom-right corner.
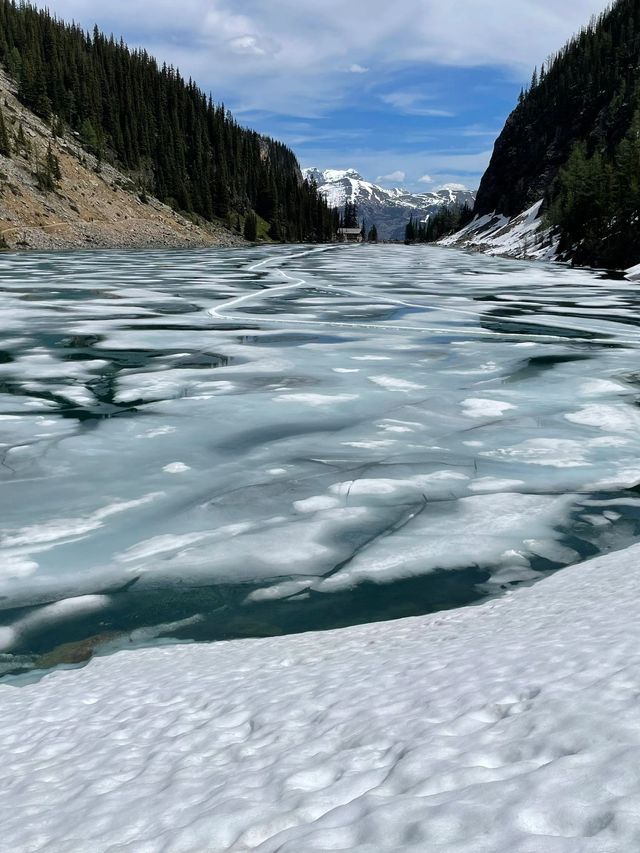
[{"x1": 2, "y1": 245, "x2": 640, "y2": 659}]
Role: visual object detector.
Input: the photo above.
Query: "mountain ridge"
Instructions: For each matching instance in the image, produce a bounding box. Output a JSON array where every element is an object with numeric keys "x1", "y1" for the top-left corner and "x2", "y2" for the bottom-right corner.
[{"x1": 303, "y1": 167, "x2": 476, "y2": 240}]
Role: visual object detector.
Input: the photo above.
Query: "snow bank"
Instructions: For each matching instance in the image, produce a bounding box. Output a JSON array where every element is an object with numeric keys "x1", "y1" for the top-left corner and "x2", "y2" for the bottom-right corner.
[
  {"x1": 625, "y1": 262, "x2": 640, "y2": 281},
  {"x1": 3, "y1": 542, "x2": 640, "y2": 852},
  {"x1": 440, "y1": 201, "x2": 559, "y2": 262}
]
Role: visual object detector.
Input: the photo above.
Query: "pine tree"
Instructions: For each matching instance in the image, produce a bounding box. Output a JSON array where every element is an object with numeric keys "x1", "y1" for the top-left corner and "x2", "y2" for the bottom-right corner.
[
  {"x1": 0, "y1": 107, "x2": 11, "y2": 157},
  {"x1": 46, "y1": 142, "x2": 61, "y2": 182},
  {"x1": 243, "y1": 212, "x2": 257, "y2": 241},
  {"x1": 15, "y1": 122, "x2": 28, "y2": 156},
  {"x1": 343, "y1": 201, "x2": 359, "y2": 228},
  {"x1": 405, "y1": 217, "x2": 416, "y2": 243}
]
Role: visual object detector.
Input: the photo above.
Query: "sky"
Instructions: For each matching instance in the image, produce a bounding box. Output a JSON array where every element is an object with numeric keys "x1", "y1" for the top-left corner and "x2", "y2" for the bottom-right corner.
[{"x1": 37, "y1": 0, "x2": 610, "y2": 191}]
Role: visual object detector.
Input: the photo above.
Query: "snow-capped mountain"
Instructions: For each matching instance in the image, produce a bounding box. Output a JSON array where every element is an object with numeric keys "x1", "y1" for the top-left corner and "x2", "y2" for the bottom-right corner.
[{"x1": 303, "y1": 168, "x2": 476, "y2": 240}]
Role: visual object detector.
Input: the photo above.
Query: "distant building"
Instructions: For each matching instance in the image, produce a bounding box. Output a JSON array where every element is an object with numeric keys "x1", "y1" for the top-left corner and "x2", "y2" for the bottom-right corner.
[{"x1": 337, "y1": 227, "x2": 363, "y2": 243}]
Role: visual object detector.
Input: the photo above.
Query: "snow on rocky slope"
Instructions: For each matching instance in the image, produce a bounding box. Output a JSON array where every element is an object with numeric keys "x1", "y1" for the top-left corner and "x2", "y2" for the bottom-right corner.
[
  {"x1": 303, "y1": 167, "x2": 475, "y2": 240},
  {"x1": 3, "y1": 540, "x2": 640, "y2": 852},
  {"x1": 442, "y1": 203, "x2": 640, "y2": 276},
  {"x1": 440, "y1": 200, "x2": 559, "y2": 262}
]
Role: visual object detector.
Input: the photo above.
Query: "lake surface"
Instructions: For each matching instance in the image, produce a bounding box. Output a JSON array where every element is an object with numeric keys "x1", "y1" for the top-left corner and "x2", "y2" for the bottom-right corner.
[{"x1": 2, "y1": 243, "x2": 640, "y2": 674}]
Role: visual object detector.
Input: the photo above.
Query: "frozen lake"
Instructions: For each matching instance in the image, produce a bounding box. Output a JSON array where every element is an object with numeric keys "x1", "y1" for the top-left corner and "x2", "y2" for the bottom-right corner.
[{"x1": 2, "y1": 243, "x2": 640, "y2": 673}]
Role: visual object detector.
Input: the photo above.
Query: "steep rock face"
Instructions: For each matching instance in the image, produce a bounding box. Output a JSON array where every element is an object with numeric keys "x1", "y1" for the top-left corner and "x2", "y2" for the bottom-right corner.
[
  {"x1": 474, "y1": 113, "x2": 571, "y2": 218},
  {"x1": 303, "y1": 168, "x2": 475, "y2": 240}
]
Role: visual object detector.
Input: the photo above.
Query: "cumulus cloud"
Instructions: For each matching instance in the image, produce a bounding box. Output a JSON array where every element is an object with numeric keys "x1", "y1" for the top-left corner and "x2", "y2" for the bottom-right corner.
[
  {"x1": 377, "y1": 170, "x2": 406, "y2": 183},
  {"x1": 418, "y1": 174, "x2": 434, "y2": 184},
  {"x1": 36, "y1": 0, "x2": 608, "y2": 115},
  {"x1": 349, "y1": 64, "x2": 369, "y2": 74}
]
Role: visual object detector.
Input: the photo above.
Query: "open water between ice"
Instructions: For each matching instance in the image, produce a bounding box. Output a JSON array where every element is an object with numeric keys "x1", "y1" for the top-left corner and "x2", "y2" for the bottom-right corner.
[{"x1": 2, "y1": 243, "x2": 640, "y2": 673}]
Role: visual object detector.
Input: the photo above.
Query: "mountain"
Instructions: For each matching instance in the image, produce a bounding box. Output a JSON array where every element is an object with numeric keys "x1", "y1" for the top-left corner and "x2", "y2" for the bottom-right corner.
[
  {"x1": 0, "y1": 0, "x2": 335, "y2": 248},
  {"x1": 303, "y1": 168, "x2": 476, "y2": 240},
  {"x1": 470, "y1": 0, "x2": 640, "y2": 269}
]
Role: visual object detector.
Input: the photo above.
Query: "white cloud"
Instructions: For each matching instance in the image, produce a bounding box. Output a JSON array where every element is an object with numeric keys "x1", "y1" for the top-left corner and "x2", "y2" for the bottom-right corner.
[
  {"x1": 228, "y1": 35, "x2": 280, "y2": 57},
  {"x1": 349, "y1": 64, "x2": 369, "y2": 74},
  {"x1": 418, "y1": 174, "x2": 434, "y2": 184},
  {"x1": 381, "y1": 91, "x2": 455, "y2": 117},
  {"x1": 377, "y1": 170, "x2": 406, "y2": 183},
  {"x1": 36, "y1": 0, "x2": 609, "y2": 116}
]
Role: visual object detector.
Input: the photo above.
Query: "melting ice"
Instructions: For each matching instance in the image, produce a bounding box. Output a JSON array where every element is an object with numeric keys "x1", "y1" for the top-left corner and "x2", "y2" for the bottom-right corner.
[{"x1": 2, "y1": 244, "x2": 640, "y2": 669}]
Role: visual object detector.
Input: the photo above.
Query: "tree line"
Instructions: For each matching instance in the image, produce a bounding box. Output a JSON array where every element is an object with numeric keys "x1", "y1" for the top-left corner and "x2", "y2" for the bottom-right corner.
[
  {"x1": 338, "y1": 201, "x2": 378, "y2": 241},
  {"x1": 404, "y1": 205, "x2": 473, "y2": 243}
]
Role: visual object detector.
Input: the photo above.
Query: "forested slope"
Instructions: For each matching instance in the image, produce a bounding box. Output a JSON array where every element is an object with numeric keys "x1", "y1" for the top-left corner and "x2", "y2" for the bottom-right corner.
[
  {"x1": 0, "y1": 0, "x2": 335, "y2": 243},
  {"x1": 474, "y1": 0, "x2": 640, "y2": 268}
]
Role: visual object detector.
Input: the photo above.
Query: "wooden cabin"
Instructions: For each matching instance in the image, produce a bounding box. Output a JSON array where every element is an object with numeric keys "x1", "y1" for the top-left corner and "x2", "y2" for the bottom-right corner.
[{"x1": 337, "y1": 227, "x2": 363, "y2": 243}]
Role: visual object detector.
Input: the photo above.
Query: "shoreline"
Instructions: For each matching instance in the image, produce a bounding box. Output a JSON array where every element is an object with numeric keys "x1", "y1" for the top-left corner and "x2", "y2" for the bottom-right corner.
[{"x1": 3, "y1": 539, "x2": 640, "y2": 850}]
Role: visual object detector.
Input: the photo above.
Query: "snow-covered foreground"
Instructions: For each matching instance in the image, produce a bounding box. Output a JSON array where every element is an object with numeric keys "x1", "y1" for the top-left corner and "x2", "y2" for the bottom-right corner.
[{"x1": 3, "y1": 541, "x2": 640, "y2": 852}]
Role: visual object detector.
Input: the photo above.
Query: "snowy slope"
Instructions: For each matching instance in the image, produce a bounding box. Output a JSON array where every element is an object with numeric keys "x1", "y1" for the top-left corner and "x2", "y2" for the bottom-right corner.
[
  {"x1": 440, "y1": 201, "x2": 559, "y2": 262},
  {"x1": 303, "y1": 168, "x2": 476, "y2": 240},
  {"x1": 4, "y1": 541, "x2": 640, "y2": 851}
]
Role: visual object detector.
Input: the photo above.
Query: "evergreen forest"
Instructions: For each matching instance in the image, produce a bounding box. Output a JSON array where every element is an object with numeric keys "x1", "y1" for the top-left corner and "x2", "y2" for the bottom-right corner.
[
  {"x1": 0, "y1": 0, "x2": 337, "y2": 241},
  {"x1": 404, "y1": 204, "x2": 473, "y2": 244},
  {"x1": 474, "y1": 0, "x2": 640, "y2": 268}
]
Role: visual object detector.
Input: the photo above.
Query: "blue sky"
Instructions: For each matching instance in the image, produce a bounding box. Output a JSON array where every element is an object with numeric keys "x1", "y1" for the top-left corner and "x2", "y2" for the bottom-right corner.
[{"x1": 38, "y1": 0, "x2": 610, "y2": 191}]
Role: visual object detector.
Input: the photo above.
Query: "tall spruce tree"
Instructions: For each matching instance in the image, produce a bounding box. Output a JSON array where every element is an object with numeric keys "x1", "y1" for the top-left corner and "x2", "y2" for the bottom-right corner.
[
  {"x1": 0, "y1": 107, "x2": 10, "y2": 157},
  {"x1": 243, "y1": 212, "x2": 258, "y2": 241}
]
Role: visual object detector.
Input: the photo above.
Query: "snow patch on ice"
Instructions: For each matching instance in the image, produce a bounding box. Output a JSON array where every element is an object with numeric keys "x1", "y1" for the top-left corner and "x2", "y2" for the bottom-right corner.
[
  {"x1": 565, "y1": 403, "x2": 640, "y2": 433},
  {"x1": 162, "y1": 462, "x2": 191, "y2": 474},
  {"x1": 369, "y1": 375, "x2": 426, "y2": 392},
  {"x1": 0, "y1": 594, "x2": 110, "y2": 652},
  {"x1": 462, "y1": 398, "x2": 517, "y2": 418},
  {"x1": 274, "y1": 393, "x2": 358, "y2": 406}
]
